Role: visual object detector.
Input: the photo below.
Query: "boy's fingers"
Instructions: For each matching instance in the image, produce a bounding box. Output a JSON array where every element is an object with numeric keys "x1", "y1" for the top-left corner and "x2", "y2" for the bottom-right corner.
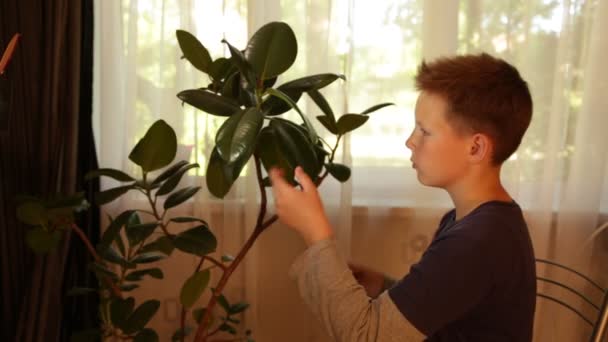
[
  {"x1": 269, "y1": 168, "x2": 290, "y2": 193},
  {"x1": 295, "y1": 166, "x2": 315, "y2": 192}
]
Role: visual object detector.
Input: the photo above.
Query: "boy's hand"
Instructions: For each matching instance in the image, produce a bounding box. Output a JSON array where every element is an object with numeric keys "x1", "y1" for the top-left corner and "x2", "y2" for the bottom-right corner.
[
  {"x1": 269, "y1": 166, "x2": 333, "y2": 246},
  {"x1": 348, "y1": 262, "x2": 386, "y2": 298}
]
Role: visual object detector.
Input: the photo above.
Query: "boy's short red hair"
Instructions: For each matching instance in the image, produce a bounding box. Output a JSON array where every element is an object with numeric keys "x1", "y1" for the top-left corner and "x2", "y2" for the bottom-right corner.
[{"x1": 415, "y1": 53, "x2": 533, "y2": 165}]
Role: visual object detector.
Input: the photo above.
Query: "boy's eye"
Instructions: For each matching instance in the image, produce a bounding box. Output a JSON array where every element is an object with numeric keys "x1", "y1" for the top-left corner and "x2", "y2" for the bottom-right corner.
[{"x1": 419, "y1": 127, "x2": 430, "y2": 135}]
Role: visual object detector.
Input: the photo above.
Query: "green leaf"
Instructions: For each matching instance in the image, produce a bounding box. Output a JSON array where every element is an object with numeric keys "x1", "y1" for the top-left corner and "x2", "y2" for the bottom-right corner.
[
  {"x1": 85, "y1": 168, "x2": 135, "y2": 182},
  {"x1": 110, "y1": 296, "x2": 135, "y2": 327},
  {"x1": 95, "y1": 184, "x2": 133, "y2": 205},
  {"x1": 316, "y1": 116, "x2": 339, "y2": 135},
  {"x1": 131, "y1": 252, "x2": 165, "y2": 264},
  {"x1": 266, "y1": 88, "x2": 317, "y2": 143},
  {"x1": 255, "y1": 127, "x2": 296, "y2": 185},
  {"x1": 170, "y1": 216, "x2": 209, "y2": 226},
  {"x1": 70, "y1": 329, "x2": 102, "y2": 342},
  {"x1": 336, "y1": 113, "x2": 369, "y2": 135},
  {"x1": 219, "y1": 322, "x2": 237, "y2": 335},
  {"x1": 325, "y1": 163, "x2": 351, "y2": 182},
  {"x1": 192, "y1": 307, "x2": 206, "y2": 323},
  {"x1": 163, "y1": 186, "x2": 201, "y2": 210},
  {"x1": 66, "y1": 287, "x2": 96, "y2": 296},
  {"x1": 99, "y1": 210, "x2": 134, "y2": 253},
  {"x1": 121, "y1": 299, "x2": 161, "y2": 334},
  {"x1": 217, "y1": 293, "x2": 231, "y2": 313},
  {"x1": 180, "y1": 269, "x2": 211, "y2": 308},
  {"x1": 120, "y1": 283, "x2": 140, "y2": 292},
  {"x1": 134, "y1": 328, "x2": 159, "y2": 342},
  {"x1": 140, "y1": 235, "x2": 175, "y2": 256},
  {"x1": 126, "y1": 223, "x2": 159, "y2": 246},
  {"x1": 261, "y1": 86, "x2": 302, "y2": 116},
  {"x1": 222, "y1": 39, "x2": 256, "y2": 86},
  {"x1": 150, "y1": 160, "x2": 188, "y2": 186},
  {"x1": 129, "y1": 120, "x2": 178, "y2": 172},
  {"x1": 308, "y1": 89, "x2": 337, "y2": 129},
  {"x1": 209, "y1": 57, "x2": 236, "y2": 81},
  {"x1": 221, "y1": 254, "x2": 235, "y2": 262},
  {"x1": 270, "y1": 118, "x2": 321, "y2": 180},
  {"x1": 125, "y1": 268, "x2": 164, "y2": 281},
  {"x1": 176, "y1": 30, "x2": 212, "y2": 73},
  {"x1": 206, "y1": 146, "x2": 248, "y2": 199},
  {"x1": 25, "y1": 228, "x2": 62, "y2": 254},
  {"x1": 156, "y1": 163, "x2": 199, "y2": 196},
  {"x1": 281, "y1": 73, "x2": 344, "y2": 92},
  {"x1": 17, "y1": 201, "x2": 47, "y2": 226},
  {"x1": 360, "y1": 102, "x2": 394, "y2": 115},
  {"x1": 173, "y1": 226, "x2": 217, "y2": 256},
  {"x1": 89, "y1": 262, "x2": 119, "y2": 281},
  {"x1": 101, "y1": 246, "x2": 133, "y2": 268},
  {"x1": 229, "y1": 301, "x2": 250, "y2": 314},
  {"x1": 245, "y1": 22, "x2": 297, "y2": 79},
  {"x1": 177, "y1": 89, "x2": 240, "y2": 117},
  {"x1": 215, "y1": 107, "x2": 263, "y2": 163}
]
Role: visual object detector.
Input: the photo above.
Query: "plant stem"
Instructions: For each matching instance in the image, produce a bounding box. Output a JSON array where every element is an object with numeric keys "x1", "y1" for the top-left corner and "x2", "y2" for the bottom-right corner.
[
  {"x1": 69, "y1": 223, "x2": 123, "y2": 298},
  {"x1": 193, "y1": 152, "x2": 332, "y2": 341}
]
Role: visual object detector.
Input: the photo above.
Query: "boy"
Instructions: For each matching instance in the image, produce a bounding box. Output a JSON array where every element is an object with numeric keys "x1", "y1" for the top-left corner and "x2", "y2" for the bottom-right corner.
[{"x1": 269, "y1": 53, "x2": 536, "y2": 341}]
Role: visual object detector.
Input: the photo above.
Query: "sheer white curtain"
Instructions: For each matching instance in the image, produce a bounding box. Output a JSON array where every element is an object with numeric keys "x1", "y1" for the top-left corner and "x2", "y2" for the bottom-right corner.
[{"x1": 93, "y1": 0, "x2": 608, "y2": 341}]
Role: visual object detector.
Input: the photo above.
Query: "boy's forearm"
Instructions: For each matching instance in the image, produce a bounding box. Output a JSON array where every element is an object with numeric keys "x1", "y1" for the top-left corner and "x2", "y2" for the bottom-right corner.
[{"x1": 288, "y1": 238, "x2": 425, "y2": 342}]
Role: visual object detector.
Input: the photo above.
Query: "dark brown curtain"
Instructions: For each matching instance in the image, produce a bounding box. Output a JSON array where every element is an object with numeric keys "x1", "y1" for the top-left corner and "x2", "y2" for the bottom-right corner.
[{"x1": 0, "y1": 1, "x2": 99, "y2": 341}]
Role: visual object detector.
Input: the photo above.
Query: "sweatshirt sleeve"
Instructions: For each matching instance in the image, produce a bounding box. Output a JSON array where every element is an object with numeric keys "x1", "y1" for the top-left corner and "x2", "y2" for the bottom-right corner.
[{"x1": 288, "y1": 238, "x2": 425, "y2": 342}]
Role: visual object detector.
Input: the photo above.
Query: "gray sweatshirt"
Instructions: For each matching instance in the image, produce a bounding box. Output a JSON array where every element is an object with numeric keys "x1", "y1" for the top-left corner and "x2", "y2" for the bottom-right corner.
[{"x1": 289, "y1": 238, "x2": 425, "y2": 341}]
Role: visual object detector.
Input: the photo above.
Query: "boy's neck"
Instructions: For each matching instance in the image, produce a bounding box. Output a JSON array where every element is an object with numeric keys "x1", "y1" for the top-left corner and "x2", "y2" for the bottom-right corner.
[{"x1": 446, "y1": 167, "x2": 512, "y2": 221}]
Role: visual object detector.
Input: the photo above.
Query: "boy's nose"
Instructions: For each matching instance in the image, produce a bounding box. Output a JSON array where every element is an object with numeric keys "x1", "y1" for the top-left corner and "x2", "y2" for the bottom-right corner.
[{"x1": 405, "y1": 135, "x2": 414, "y2": 150}]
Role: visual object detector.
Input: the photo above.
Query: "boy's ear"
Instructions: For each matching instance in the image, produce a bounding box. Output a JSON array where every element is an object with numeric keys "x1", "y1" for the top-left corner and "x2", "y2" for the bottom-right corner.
[{"x1": 469, "y1": 133, "x2": 492, "y2": 163}]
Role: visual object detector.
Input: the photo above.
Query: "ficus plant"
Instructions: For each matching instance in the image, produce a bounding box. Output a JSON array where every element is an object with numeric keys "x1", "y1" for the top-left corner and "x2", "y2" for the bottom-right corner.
[{"x1": 15, "y1": 21, "x2": 392, "y2": 342}]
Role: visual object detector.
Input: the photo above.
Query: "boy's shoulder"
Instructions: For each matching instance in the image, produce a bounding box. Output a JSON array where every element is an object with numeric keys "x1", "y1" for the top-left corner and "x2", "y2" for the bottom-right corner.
[{"x1": 437, "y1": 201, "x2": 528, "y2": 246}]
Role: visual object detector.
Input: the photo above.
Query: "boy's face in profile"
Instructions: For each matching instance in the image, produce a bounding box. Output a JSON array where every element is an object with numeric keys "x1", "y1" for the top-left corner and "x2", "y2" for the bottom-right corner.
[{"x1": 406, "y1": 91, "x2": 473, "y2": 189}]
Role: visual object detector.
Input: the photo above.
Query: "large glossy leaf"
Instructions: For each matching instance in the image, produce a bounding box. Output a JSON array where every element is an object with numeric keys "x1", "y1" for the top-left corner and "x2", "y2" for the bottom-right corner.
[
  {"x1": 261, "y1": 86, "x2": 302, "y2": 116},
  {"x1": 255, "y1": 127, "x2": 296, "y2": 184},
  {"x1": 215, "y1": 107, "x2": 263, "y2": 163},
  {"x1": 156, "y1": 163, "x2": 199, "y2": 196},
  {"x1": 206, "y1": 147, "x2": 248, "y2": 198},
  {"x1": 134, "y1": 328, "x2": 159, "y2": 342},
  {"x1": 110, "y1": 296, "x2": 135, "y2": 327},
  {"x1": 316, "y1": 116, "x2": 339, "y2": 135},
  {"x1": 280, "y1": 74, "x2": 344, "y2": 92},
  {"x1": 121, "y1": 300, "x2": 161, "y2": 334},
  {"x1": 180, "y1": 269, "x2": 211, "y2": 309},
  {"x1": 85, "y1": 168, "x2": 135, "y2": 182},
  {"x1": 173, "y1": 226, "x2": 217, "y2": 256},
  {"x1": 98, "y1": 210, "x2": 134, "y2": 253},
  {"x1": 129, "y1": 120, "x2": 177, "y2": 173},
  {"x1": 95, "y1": 184, "x2": 133, "y2": 205},
  {"x1": 360, "y1": 102, "x2": 394, "y2": 115},
  {"x1": 16, "y1": 201, "x2": 47, "y2": 226},
  {"x1": 266, "y1": 88, "x2": 317, "y2": 143},
  {"x1": 325, "y1": 163, "x2": 351, "y2": 182},
  {"x1": 245, "y1": 22, "x2": 297, "y2": 79},
  {"x1": 308, "y1": 89, "x2": 336, "y2": 121},
  {"x1": 177, "y1": 89, "x2": 240, "y2": 117},
  {"x1": 131, "y1": 252, "x2": 165, "y2": 264},
  {"x1": 163, "y1": 186, "x2": 201, "y2": 210},
  {"x1": 222, "y1": 39, "x2": 256, "y2": 86},
  {"x1": 140, "y1": 235, "x2": 174, "y2": 256},
  {"x1": 125, "y1": 268, "x2": 164, "y2": 281},
  {"x1": 150, "y1": 161, "x2": 188, "y2": 186},
  {"x1": 270, "y1": 118, "x2": 321, "y2": 179},
  {"x1": 101, "y1": 246, "x2": 133, "y2": 268},
  {"x1": 208, "y1": 57, "x2": 236, "y2": 81},
  {"x1": 336, "y1": 114, "x2": 369, "y2": 135},
  {"x1": 176, "y1": 30, "x2": 212, "y2": 73},
  {"x1": 126, "y1": 223, "x2": 158, "y2": 246},
  {"x1": 25, "y1": 228, "x2": 62, "y2": 254}
]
